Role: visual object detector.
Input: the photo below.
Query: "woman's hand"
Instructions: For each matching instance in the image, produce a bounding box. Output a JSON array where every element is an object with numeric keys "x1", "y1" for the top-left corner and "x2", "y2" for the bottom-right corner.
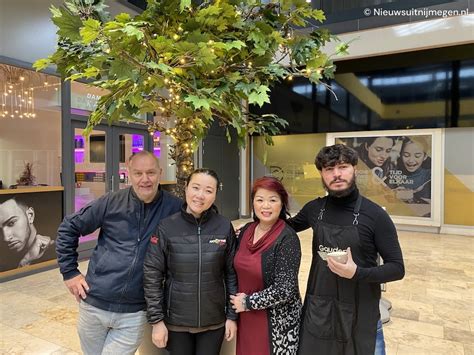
[
  {"x1": 225, "y1": 319, "x2": 237, "y2": 341},
  {"x1": 327, "y1": 247, "x2": 357, "y2": 279},
  {"x1": 233, "y1": 223, "x2": 245, "y2": 238},
  {"x1": 230, "y1": 293, "x2": 248, "y2": 313},
  {"x1": 152, "y1": 321, "x2": 168, "y2": 348}
]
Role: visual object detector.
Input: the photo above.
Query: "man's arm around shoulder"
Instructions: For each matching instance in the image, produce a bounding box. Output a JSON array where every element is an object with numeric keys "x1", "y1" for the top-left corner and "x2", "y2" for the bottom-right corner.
[{"x1": 286, "y1": 199, "x2": 318, "y2": 233}]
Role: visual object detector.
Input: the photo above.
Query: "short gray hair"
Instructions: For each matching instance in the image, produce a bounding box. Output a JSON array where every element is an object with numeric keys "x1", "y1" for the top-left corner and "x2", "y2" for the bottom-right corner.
[{"x1": 127, "y1": 151, "x2": 160, "y2": 168}]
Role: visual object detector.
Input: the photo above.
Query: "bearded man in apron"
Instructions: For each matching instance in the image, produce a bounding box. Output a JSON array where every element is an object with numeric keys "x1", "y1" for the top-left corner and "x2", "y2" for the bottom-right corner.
[{"x1": 287, "y1": 144, "x2": 405, "y2": 355}]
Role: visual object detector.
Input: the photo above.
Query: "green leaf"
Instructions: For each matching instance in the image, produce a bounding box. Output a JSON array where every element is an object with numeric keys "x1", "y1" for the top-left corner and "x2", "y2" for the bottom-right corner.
[
  {"x1": 175, "y1": 106, "x2": 194, "y2": 119},
  {"x1": 115, "y1": 13, "x2": 131, "y2": 23},
  {"x1": 180, "y1": 0, "x2": 191, "y2": 12},
  {"x1": 184, "y1": 95, "x2": 210, "y2": 110},
  {"x1": 323, "y1": 64, "x2": 336, "y2": 79},
  {"x1": 129, "y1": 93, "x2": 143, "y2": 107},
  {"x1": 33, "y1": 58, "x2": 52, "y2": 71},
  {"x1": 64, "y1": 2, "x2": 79, "y2": 14},
  {"x1": 306, "y1": 53, "x2": 328, "y2": 69},
  {"x1": 248, "y1": 85, "x2": 270, "y2": 107},
  {"x1": 308, "y1": 70, "x2": 322, "y2": 83},
  {"x1": 310, "y1": 9, "x2": 326, "y2": 22},
  {"x1": 83, "y1": 66, "x2": 100, "y2": 78},
  {"x1": 52, "y1": 7, "x2": 83, "y2": 41},
  {"x1": 67, "y1": 72, "x2": 85, "y2": 81},
  {"x1": 110, "y1": 59, "x2": 135, "y2": 79},
  {"x1": 335, "y1": 42, "x2": 350, "y2": 55},
  {"x1": 122, "y1": 25, "x2": 144, "y2": 40},
  {"x1": 138, "y1": 101, "x2": 159, "y2": 114},
  {"x1": 197, "y1": 46, "x2": 217, "y2": 65},
  {"x1": 146, "y1": 62, "x2": 172, "y2": 74},
  {"x1": 50, "y1": 5, "x2": 62, "y2": 18},
  {"x1": 226, "y1": 72, "x2": 242, "y2": 84},
  {"x1": 80, "y1": 18, "x2": 101, "y2": 44}
]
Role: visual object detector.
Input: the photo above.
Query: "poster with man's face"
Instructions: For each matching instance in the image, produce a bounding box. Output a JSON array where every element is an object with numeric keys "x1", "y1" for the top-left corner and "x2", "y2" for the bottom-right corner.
[
  {"x1": 335, "y1": 135, "x2": 432, "y2": 218},
  {"x1": 0, "y1": 191, "x2": 62, "y2": 273}
]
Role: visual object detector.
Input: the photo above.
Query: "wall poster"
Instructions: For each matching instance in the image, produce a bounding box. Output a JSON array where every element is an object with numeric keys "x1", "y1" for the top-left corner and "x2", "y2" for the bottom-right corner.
[
  {"x1": 328, "y1": 130, "x2": 442, "y2": 226},
  {"x1": 0, "y1": 189, "x2": 62, "y2": 274}
]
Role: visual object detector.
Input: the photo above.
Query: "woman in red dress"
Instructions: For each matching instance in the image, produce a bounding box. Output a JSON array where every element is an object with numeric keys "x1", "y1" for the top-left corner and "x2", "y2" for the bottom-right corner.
[{"x1": 231, "y1": 176, "x2": 301, "y2": 355}]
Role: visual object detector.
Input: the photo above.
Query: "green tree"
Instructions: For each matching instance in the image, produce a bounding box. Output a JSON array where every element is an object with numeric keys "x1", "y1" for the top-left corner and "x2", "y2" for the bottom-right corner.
[{"x1": 35, "y1": 0, "x2": 347, "y2": 196}]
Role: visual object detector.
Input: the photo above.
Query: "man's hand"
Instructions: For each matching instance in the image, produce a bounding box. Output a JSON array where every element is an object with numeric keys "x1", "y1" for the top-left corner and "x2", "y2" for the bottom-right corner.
[
  {"x1": 327, "y1": 247, "x2": 357, "y2": 279},
  {"x1": 230, "y1": 293, "x2": 247, "y2": 313},
  {"x1": 64, "y1": 274, "x2": 89, "y2": 302},
  {"x1": 152, "y1": 321, "x2": 168, "y2": 348},
  {"x1": 225, "y1": 319, "x2": 237, "y2": 341}
]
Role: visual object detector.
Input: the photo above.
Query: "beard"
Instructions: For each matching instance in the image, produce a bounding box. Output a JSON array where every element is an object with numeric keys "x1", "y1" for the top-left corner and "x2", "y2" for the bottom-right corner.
[{"x1": 322, "y1": 174, "x2": 357, "y2": 198}]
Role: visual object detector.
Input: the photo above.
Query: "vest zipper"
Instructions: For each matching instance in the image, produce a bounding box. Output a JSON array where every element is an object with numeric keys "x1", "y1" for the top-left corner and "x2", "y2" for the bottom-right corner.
[
  {"x1": 198, "y1": 224, "x2": 202, "y2": 328},
  {"x1": 167, "y1": 280, "x2": 173, "y2": 317}
]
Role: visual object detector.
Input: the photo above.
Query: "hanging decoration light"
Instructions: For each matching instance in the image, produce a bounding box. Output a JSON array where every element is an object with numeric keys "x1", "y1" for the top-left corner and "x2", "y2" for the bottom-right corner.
[{"x1": 0, "y1": 64, "x2": 60, "y2": 119}]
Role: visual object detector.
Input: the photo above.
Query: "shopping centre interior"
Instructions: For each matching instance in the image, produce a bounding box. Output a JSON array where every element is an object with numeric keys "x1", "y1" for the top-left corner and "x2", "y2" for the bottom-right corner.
[{"x1": 0, "y1": 0, "x2": 473, "y2": 354}]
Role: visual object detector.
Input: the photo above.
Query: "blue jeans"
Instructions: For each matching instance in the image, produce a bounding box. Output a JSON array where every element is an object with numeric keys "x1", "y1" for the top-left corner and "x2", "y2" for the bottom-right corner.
[
  {"x1": 374, "y1": 319, "x2": 386, "y2": 355},
  {"x1": 78, "y1": 300, "x2": 147, "y2": 355}
]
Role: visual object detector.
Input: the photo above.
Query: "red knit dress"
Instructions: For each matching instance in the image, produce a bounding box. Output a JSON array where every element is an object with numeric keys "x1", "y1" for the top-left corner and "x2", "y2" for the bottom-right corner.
[{"x1": 234, "y1": 220, "x2": 285, "y2": 355}]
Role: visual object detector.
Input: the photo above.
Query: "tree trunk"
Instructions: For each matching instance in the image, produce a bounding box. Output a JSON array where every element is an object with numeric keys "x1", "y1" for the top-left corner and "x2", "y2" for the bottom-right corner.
[{"x1": 167, "y1": 124, "x2": 195, "y2": 199}]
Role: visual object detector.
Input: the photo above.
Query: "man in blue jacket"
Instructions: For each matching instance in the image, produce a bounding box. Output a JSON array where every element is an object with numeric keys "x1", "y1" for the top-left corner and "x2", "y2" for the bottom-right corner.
[{"x1": 56, "y1": 151, "x2": 182, "y2": 355}]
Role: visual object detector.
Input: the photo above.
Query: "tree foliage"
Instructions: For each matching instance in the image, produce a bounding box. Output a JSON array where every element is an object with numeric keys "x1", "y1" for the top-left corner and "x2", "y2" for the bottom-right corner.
[{"x1": 35, "y1": 0, "x2": 347, "y2": 195}]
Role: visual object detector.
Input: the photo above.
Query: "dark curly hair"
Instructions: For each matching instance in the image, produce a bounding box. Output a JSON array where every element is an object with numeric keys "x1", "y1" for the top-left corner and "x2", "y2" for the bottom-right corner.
[{"x1": 315, "y1": 144, "x2": 358, "y2": 171}]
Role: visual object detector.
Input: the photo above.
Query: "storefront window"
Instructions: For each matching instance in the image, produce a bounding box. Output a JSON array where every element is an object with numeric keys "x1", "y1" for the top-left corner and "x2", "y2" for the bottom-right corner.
[
  {"x1": 0, "y1": 63, "x2": 61, "y2": 188},
  {"x1": 444, "y1": 127, "x2": 474, "y2": 226},
  {"x1": 252, "y1": 133, "x2": 327, "y2": 212}
]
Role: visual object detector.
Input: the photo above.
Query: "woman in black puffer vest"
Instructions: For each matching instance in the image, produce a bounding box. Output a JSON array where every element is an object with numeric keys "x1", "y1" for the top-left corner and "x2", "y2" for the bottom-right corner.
[{"x1": 143, "y1": 168, "x2": 238, "y2": 355}]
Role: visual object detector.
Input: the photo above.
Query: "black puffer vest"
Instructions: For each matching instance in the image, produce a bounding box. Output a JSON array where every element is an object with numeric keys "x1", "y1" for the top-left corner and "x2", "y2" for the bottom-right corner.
[{"x1": 143, "y1": 205, "x2": 238, "y2": 327}]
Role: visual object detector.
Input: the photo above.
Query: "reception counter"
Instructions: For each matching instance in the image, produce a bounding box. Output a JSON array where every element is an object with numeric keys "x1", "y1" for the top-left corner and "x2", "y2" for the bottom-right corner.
[
  {"x1": 0, "y1": 186, "x2": 64, "y2": 195},
  {"x1": 0, "y1": 186, "x2": 63, "y2": 278}
]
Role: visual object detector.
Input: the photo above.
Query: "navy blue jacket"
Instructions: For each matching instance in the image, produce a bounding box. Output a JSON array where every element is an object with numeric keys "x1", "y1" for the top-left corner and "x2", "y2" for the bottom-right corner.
[{"x1": 56, "y1": 186, "x2": 182, "y2": 313}]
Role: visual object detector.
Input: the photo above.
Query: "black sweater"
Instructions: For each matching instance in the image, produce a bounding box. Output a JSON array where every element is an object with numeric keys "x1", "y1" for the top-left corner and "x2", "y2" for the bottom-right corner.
[{"x1": 287, "y1": 188, "x2": 404, "y2": 284}]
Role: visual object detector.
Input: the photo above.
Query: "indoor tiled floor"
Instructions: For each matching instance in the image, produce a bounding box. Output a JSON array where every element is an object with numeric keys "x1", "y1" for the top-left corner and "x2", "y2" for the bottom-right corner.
[{"x1": 1, "y1": 229, "x2": 473, "y2": 354}]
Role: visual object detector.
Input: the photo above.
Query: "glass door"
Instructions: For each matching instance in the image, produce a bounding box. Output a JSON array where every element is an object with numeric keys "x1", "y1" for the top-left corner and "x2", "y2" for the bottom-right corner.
[
  {"x1": 72, "y1": 121, "x2": 112, "y2": 242},
  {"x1": 111, "y1": 127, "x2": 151, "y2": 191}
]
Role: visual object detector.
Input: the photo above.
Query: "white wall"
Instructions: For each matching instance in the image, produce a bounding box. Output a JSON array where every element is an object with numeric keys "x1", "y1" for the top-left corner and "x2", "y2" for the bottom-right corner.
[{"x1": 0, "y1": 110, "x2": 62, "y2": 187}]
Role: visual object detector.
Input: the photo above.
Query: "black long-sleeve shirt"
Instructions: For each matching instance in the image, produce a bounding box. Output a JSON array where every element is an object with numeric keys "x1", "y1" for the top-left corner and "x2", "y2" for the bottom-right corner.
[{"x1": 287, "y1": 188, "x2": 404, "y2": 284}]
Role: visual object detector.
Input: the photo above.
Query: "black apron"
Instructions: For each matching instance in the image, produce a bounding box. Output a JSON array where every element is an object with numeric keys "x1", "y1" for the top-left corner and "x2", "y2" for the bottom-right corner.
[{"x1": 298, "y1": 196, "x2": 380, "y2": 355}]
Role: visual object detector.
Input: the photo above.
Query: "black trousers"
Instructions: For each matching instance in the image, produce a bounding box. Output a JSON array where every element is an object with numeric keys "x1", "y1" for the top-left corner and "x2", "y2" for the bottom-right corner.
[{"x1": 166, "y1": 327, "x2": 225, "y2": 355}]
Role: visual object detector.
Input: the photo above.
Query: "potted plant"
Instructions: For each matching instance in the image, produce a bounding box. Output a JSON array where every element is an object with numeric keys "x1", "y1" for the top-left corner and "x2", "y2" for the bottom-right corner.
[{"x1": 16, "y1": 162, "x2": 37, "y2": 187}]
